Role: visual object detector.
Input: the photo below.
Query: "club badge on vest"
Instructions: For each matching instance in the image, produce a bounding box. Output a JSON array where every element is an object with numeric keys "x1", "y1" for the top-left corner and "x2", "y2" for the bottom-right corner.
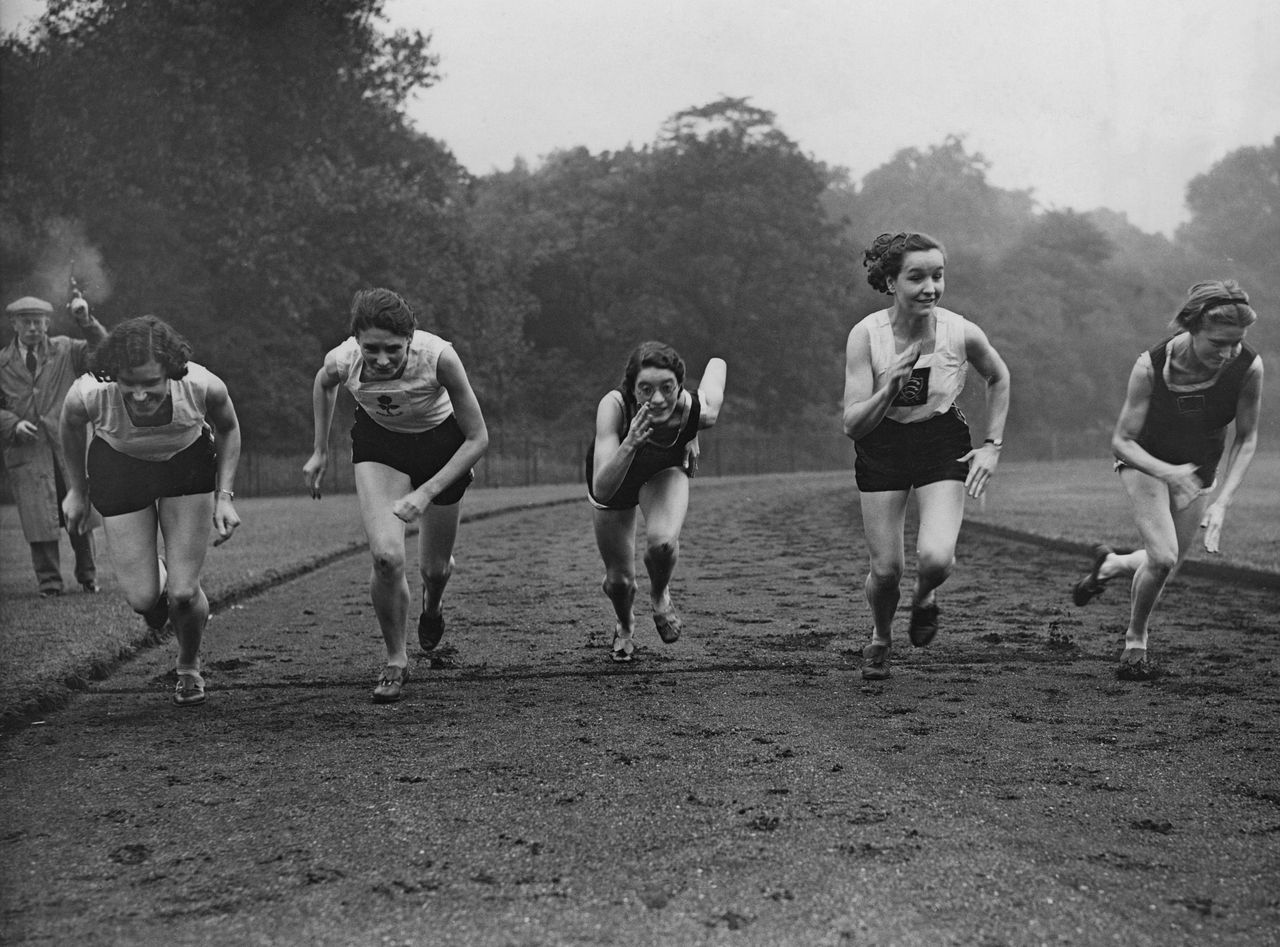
[
  {"x1": 894, "y1": 367, "x2": 931, "y2": 407},
  {"x1": 1176, "y1": 395, "x2": 1206, "y2": 416}
]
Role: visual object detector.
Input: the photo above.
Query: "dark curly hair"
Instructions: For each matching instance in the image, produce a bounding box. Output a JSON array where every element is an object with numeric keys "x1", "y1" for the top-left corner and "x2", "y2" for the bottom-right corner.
[
  {"x1": 1170, "y1": 279, "x2": 1257, "y2": 334},
  {"x1": 862, "y1": 232, "x2": 946, "y2": 294},
  {"x1": 349, "y1": 288, "x2": 416, "y2": 338},
  {"x1": 620, "y1": 341, "x2": 686, "y2": 409},
  {"x1": 88, "y1": 315, "x2": 191, "y2": 381}
]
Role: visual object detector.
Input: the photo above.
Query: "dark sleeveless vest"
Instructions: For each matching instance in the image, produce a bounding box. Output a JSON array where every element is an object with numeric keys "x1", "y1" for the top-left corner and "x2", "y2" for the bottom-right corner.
[
  {"x1": 1136, "y1": 338, "x2": 1255, "y2": 486},
  {"x1": 585, "y1": 387, "x2": 701, "y2": 507}
]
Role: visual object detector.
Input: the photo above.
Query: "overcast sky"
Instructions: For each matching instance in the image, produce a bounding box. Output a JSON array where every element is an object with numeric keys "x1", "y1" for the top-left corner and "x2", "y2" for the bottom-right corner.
[{"x1": 4, "y1": 0, "x2": 1277, "y2": 236}]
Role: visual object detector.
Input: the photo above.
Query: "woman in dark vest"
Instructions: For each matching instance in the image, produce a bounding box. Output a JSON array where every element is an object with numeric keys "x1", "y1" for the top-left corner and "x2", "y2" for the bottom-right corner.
[
  {"x1": 586, "y1": 342, "x2": 727, "y2": 662},
  {"x1": 1072, "y1": 280, "x2": 1264, "y2": 680}
]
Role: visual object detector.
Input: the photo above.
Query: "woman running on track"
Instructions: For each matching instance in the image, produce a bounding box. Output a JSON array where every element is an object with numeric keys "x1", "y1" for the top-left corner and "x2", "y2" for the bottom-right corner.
[
  {"x1": 843, "y1": 231, "x2": 1011, "y2": 681},
  {"x1": 304, "y1": 289, "x2": 488, "y2": 703},
  {"x1": 587, "y1": 341, "x2": 726, "y2": 662},
  {"x1": 1072, "y1": 280, "x2": 1263, "y2": 680},
  {"x1": 61, "y1": 316, "x2": 242, "y2": 706}
]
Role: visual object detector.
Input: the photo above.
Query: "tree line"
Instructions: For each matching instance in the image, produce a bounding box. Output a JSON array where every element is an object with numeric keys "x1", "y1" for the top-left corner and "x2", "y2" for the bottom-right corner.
[{"x1": 3, "y1": 0, "x2": 1276, "y2": 458}]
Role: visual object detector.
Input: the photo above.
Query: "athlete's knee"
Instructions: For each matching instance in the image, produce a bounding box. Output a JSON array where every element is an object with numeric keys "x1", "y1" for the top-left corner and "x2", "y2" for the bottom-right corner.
[
  {"x1": 867, "y1": 559, "x2": 904, "y2": 588},
  {"x1": 602, "y1": 575, "x2": 636, "y2": 602},
  {"x1": 916, "y1": 548, "x2": 956, "y2": 583},
  {"x1": 167, "y1": 581, "x2": 203, "y2": 611},
  {"x1": 422, "y1": 557, "x2": 453, "y2": 587},
  {"x1": 125, "y1": 588, "x2": 159, "y2": 615},
  {"x1": 370, "y1": 548, "x2": 406, "y2": 580},
  {"x1": 644, "y1": 537, "x2": 679, "y2": 565},
  {"x1": 1143, "y1": 547, "x2": 1178, "y2": 578}
]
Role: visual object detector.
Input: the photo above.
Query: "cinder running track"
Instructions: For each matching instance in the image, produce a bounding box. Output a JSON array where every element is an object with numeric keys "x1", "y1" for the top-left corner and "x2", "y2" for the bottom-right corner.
[{"x1": 2, "y1": 476, "x2": 1277, "y2": 946}]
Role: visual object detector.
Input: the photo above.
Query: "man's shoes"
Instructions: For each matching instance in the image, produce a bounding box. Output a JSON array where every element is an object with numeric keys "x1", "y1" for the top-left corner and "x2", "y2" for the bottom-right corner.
[
  {"x1": 373, "y1": 665, "x2": 408, "y2": 703},
  {"x1": 39, "y1": 588, "x2": 62, "y2": 598},
  {"x1": 861, "y1": 642, "x2": 891, "y2": 680},
  {"x1": 173, "y1": 671, "x2": 207, "y2": 706},
  {"x1": 417, "y1": 610, "x2": 445, "y2": 651},
  {"x1": 80, "y1": 581, "x2": 100, "y2": 594},
  {"x1": 907, "y1": 603, "x2": 939, "y2": 647}
]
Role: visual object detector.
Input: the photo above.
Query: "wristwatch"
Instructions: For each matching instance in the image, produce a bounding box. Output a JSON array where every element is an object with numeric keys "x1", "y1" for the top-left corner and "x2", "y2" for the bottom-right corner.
[{"x1": 983, "y1": 438, "x2": 1004, "y2": 448}]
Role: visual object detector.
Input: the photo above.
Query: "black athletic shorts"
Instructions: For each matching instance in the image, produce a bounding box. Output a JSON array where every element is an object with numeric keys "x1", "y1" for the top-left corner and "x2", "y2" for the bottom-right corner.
[
  {"x1": 350, "y1": 407, "x2": 473, "y2": 506},
  {"x1": 87, "y1": 431, "x2": 217, "y2": 517},
  {"x1": 585, "y1": 445, "x2": 693, "y2": 511},
  {"x1": 854, "y1": 406, "x2": 972, "y2": 493}
]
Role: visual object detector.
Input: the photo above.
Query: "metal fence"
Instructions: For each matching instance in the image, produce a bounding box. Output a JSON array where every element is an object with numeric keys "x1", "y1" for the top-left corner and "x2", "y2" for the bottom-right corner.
[
  {"x1": 0, "y1": 429, "x2": 856, "y2": 503},
  {"x1": 0, "y1": 424, "x2": 1123, "y2": 501},
  {"x1": 234, "y1": 429, "x2": 859, "y2": 497}
]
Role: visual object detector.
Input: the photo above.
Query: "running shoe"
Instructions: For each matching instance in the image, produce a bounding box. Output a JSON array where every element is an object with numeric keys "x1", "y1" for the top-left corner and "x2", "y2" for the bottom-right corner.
[
  {"x1": 173, "y1": 671, "x2": 206, "y2": 706},
  {"x1": 907, "y1": 603, "x2": 939, "y2": 647},
  {"x1": 653, "y1": 609, "x2": 682, "y2": 644},
  {"x1": 373, "y1": 665, "x2": 408, "y2": 703},
  {"x1": 1072, "y1": 544, "x2": 1114, "y2": 606},
  {"x1": 861, "y1": 642, "x2": 891, "y2": 680},
  {"x1": 611, "y1": 626, "x2": 635, "y2": 663},
  {"x1": 1116, "y1": 648, "x2": 1154, "y2": 681},
  {"x1": 417, "y1": 610, "x2": 445, "y2": 651}
]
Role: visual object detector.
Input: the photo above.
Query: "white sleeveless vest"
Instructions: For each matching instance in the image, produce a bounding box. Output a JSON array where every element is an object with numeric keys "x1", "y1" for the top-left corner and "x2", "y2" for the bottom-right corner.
[
  {"x1": 864, "y1": 307, "x2": 969, "y2": 423},
  {"x1": 74, "y1": 362, "x2": 214, "y2": 461},
  {"x1": 327, "y1": 330, "x2": 455, "y2": 433}
]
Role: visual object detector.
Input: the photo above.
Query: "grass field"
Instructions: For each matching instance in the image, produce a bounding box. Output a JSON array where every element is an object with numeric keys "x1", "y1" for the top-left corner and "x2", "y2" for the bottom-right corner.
[
  {"x1": 6, "y1": 456, "x2": 1274, "y2": 592},
  {"x1": 967, "y1": 453, "x2": 1280, "y2": 575},
  {"x1": 1, "y1": 458, "x2": 1275, "y2": 722},
  {"x1": 0, "y1": 483, "x2": 584, "y2": 721}
]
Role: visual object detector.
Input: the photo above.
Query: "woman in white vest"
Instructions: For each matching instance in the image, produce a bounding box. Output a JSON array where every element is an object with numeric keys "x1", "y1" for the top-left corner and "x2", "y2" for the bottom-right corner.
[
  {"x1": 304, "y1": 289, "x2": 488, "y2": 703},
  {"x1": 61, "y1": 316, "x2": 242, "y2": 706},
  {"x1": 842, "y1": 232, "x2": 1011, "y2": 681}
]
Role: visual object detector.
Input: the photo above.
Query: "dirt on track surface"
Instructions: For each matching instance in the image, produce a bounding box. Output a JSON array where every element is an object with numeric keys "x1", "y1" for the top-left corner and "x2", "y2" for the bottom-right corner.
[{"x1": 2, "y1": 475, "x2": 1278, "y2": 946}]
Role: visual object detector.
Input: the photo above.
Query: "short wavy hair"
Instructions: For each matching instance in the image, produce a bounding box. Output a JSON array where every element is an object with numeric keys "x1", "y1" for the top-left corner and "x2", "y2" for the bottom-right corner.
[
  {"x1": 619, "y1": 340, "x2": 686, "y2": 404},
  {"x1": 88, "y1": 315, "x2": 192, "y2": 381},
  {"x1": 349, "y1": 288, "x2": 416, "y2": 338},
  {"x1": 1170, "y1": 280, "x2": 1257, "y2": 334},
  {"x1": 862, "y1": 232, "x2": 946, "y2": 294}
]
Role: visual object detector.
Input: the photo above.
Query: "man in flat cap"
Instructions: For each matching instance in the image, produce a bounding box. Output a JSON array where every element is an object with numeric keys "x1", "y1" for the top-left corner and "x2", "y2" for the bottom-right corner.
[{"x1": 1, "y1": 293, "x2": 107, "y2": 596}]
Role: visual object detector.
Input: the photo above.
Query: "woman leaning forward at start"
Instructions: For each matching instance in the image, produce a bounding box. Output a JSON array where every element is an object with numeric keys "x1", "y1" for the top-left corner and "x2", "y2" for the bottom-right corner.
[
  {"x1": 61, "y1": 316, "x2": 242, "y2": 706},
  {"x1": 304, "y1": 289, "x2": 488, "y2": 703},
  {"x1": 1072, "y1": 280, "x2": 1263, "y2": 681},
  {"x1": 843, "y1": 232, "x2": 1011, "y2": 681},
  {"x1": 586, "y1": 342, "x2": 726, "y2": 662}
]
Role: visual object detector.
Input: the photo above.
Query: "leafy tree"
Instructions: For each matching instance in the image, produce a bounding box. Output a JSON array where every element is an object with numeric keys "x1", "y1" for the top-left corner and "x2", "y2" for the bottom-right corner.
[
  {"x1": 1, "y1": 0, "x2": 477, "y2": 447},
  {"x1": 623, "y1": 98, "x2": 855, "y2": 416},
  {"x1": 1179, "y1": 136, "x2": 1280, "y2": 281},
  {"x1": 471, "y1": 148, "x2": 631, "y2": 365},
  {"x1": 825, "y1": 135, "x2": 1036, "y2": 261},
  {"x1": 466, "y1": 148, "x2": 637, "y2": 423},
  {"x1": 472, "y1": 99, "x2": 857, "y2": 426},
  {"x1": 1176, "y1": 138, "x2": 1280, "y2": 443}
]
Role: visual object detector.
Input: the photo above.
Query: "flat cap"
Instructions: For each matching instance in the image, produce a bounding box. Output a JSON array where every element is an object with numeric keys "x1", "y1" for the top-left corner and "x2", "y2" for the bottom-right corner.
[{"x1": 6, "y1": 296, "x2": 54, "y2": 316}]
